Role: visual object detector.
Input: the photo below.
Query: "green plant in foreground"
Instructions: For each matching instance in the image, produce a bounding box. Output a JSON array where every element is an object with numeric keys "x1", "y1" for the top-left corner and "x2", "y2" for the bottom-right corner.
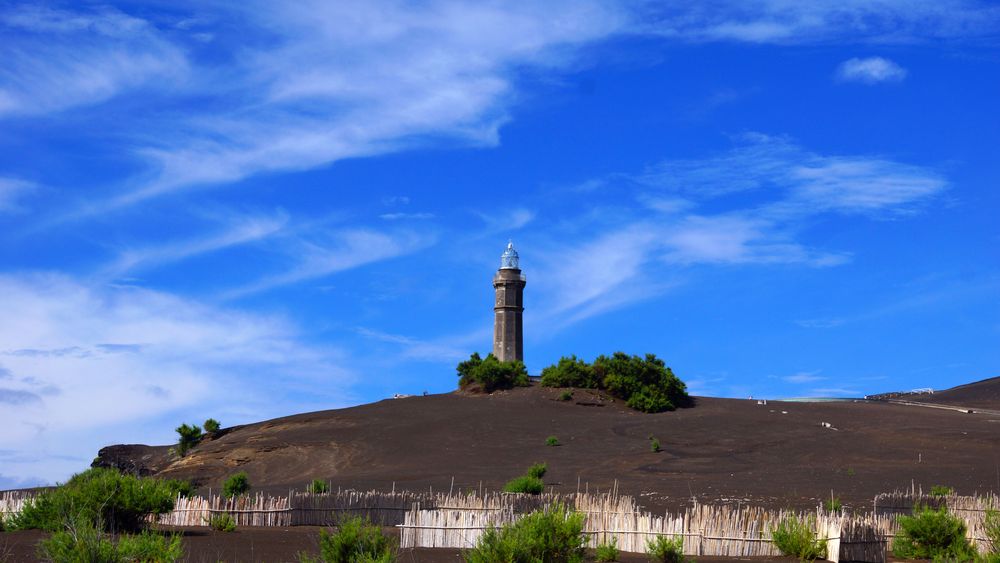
[
  {"x1": 39, "y1": 515, "x2": 183, "y2": 563},
  {"x1": 299, "y1": 516, "x2": 397, "y2": 563},
  {"x1": 650, "y1": 437, "x2": 661, "y2": 453},
  {"x1": 223, "y1": 471, "x2": 251, "y2": 499},
  {"x1": 985, "y1": 508, "x2": 1000, "y2": 553},
  {"x1": 646, "y1": 535, "x2": 684, "y2": 563},
  {"x1": 503, "y1": 475, "x2": 544, "y2": 495},
  {"x1": 203, "y1": 418, "x2": 221, "y2": 433},
  {"x1": 559, "y1": 390, "x2": 573, "y2": 401},
  {"x1": 527, "y1": 463, "x2": 547, "y2": 480},
  {"x1": 595, "y1": 537, "x2": 619, "y2": 562},
  {"x1": 465, "y1": 503, "x2": 585, "y2": 563},
  {"x1": 546, "y1": 436, "x2": 560, "y2": 447},
  {"x1": 207, "y1": 513, "x2": 236, "y2": 532},
  {"x1": 824, "y1": 496, "x2": 842, "y2": 512},
  {"x1": 771, "y1": 515, "x2": 826, "y2": 561},
  {"x1": 930, "y1": 484, "x2": 955, "y2": 496},
  {"x1": 10, "y1": 467, "x2": 176, "y2": 533},
  {"x1": 311, "y1": 479, "x2": 330, "y2": 494},
  {"x1": 893, "y1": 505, "x2": 975, "y2": 561}
]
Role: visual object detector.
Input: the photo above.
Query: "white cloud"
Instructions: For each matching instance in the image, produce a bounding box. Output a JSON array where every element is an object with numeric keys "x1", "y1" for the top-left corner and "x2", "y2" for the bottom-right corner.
[
  {"x1": 0, "y1": 177, "x2": 35, "y2": 213},
  {"x1": 644, "y1": 1, "x2": 999, "y2": 44},
  {"x1": 101, "y1": 211, "x2": 290, "y2": 277},
  {"x1": 0, "y1": 5, "x2": 187, "y2": 116},
  {"x1": 222, "y1": 227, "x2": 436, "y2": 299},
  {"x1": 356, "y1": 327, "x2": 480, "y2": 363},
  {"x1": 837, "y1": 57, "x2": 908, "y2": 83},
  {"x1": 379, "y1": 212, "x2": 435, "y2": 221},
  {"x1": 782, "y1": 371, "x2": 826, "y2": 384},
  {"x1": 0, "y1": 273, "x2": 352, "y2": 485}
]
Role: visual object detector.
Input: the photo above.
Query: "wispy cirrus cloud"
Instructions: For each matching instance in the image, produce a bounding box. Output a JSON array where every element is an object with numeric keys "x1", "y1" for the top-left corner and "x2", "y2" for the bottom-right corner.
[
  {"x1": 836, "y1": 56, "x2": 908, "y2": 83},
  {"x1": 0, "y1": 272, "x2": 353, "y2": 485},
  {"x1": 782, "y1": 371, "x2": 826, "y2": 384},
  {"x1": 642, "y1": 1, "x2": 1000, "y2": 44},
  {"x1": 0, "y1": 177, "x2": 35, "y2": 213},
  {"x1": 100, "y1": 211, "x2": 290, "y2": 278},
  {"x1": 525, "y1": 133, "x2": 947, "y2": 326},
  {"x1": 0, "y1": 5, "x2": 187, "y2": 117},
  {"x1": 222, "y1": 227, "x2": 437, "y2": 300}
]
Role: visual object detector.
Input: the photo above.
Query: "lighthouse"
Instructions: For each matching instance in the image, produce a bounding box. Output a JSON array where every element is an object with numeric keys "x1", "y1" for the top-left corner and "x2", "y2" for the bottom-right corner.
[{"x1": 493, "y1": 241, "x2": 526, "y2": 362}]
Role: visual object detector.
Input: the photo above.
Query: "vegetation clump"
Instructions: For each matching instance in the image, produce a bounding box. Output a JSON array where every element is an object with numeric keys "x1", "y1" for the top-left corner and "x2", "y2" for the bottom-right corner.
[
  {"x1": 771, "y1": 515, "x2": 826, "y2": 561},
  {"x1": 11, "y1": 467, "x2": 176, "y2": 533},
  {"x1": 546, "y1": 436, "x2": 560, "y2": 447},
  {"x1": 559, "y1": 390, "x2": 573, "y2": 401},
  {"x1": 646, "y1": 535, "x2": 685, "y2": 563},
  {"x1": 207, "y1": 513, "x2": 237, "y2": 532},
  {"x1": 892, "y1": 505, "x2": 975, "y2": 561},
  {"x1": 203, "y1": 418, "x2": 221, "y2": 433},
  {"x1": 299, "y1": 516, "x2": 397, "y2": 563},
  {"x1": 650, "y1": 437, "x2": 662, "y2": 453},
  {"x1": 503, "y1": 475, "x2": 545, "y2": 495},
  {"x1": 930, "y1": 484, "x2": 955, "y2": 496},
  {"x1": 465, "y1": 503, "x2": 585, "y2": 563},
  {"x1": 39, "y1": 517, "x2": 183, "y2": 563},
  {"x1": 175, "y1": 423, "x2": 203, "y2": 457},
  {"x1": 456, "y1": 352, "x2": 529, "y2": 393},
  {"x1": 223, "y1": 472, "x2": 251, "y2": 499},
  {"x1": 985, "y1": 508, "x2": 1000, "y2": 553},
  {"x1": 311, "y1": 479, "x2": 330, "y2": 494},
  {"x1": 540, "y1": 352, "x2": 690, "y2": 413},
  {"x1": 527, "y1": 463, "x2": 547, "y2": 479},
  {"x1": 595, "y1": 537, "x2": 619, "y2": 562}
]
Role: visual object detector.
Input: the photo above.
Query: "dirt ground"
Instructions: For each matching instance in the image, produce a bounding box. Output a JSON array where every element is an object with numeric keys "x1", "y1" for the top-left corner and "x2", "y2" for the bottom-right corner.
[{"x1": 94, "y1": 377, "x2": 1000, "y2": 514}]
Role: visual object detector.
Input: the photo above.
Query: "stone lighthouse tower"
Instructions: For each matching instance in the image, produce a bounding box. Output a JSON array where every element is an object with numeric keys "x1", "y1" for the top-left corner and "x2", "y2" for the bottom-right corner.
[{"x1": 493, "y1": 241, "x2": 526, "y2": 362}]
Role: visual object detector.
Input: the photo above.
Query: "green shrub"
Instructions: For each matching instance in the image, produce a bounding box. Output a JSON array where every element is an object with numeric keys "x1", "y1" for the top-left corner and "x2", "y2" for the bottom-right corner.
[
  {"x1": 771, "y1": 515, "x2": 826, "y2": 561},
  {"x1": 824, "y1": 497, "x2": 842, "y2": 512},
  {"x1": 164, "y1": 479, "x2": 195, "y2": 499},
  {"x1": 456, "y1": 352, "x2": 529, "y2": 393},
  {"x1": 503, "y1": 476, "x2": 544, "y2": 495},
  {"x1": 175, "y1": 423, "x2": 203, "y2": 457},
  {"x1": 559, "y1": 391, "x2": 573, "y2": 401},
  {"x1": 540, "y1": 353, "x2": 690, "y2": 413},
  {"x1": 222, "y1": 472, "x2": 250, "y2": 498},
  {"x1": 207, "y1": 513, "x2": 236, "y2": 532},
  {"x1": 39, "y1": 516, "x2": 183, "y2": 562},
  {"x1": 465, "y1": 503, "x2": 585, "y2": 563},
  {"x1": 650, "y1": 438, "x2": 661, "y2": 453},
  {"x1": 11, "y1": 467, "x2": 175, "y2": 533},
  {"x1": 930, "y1": 485, "x2": 955, "y2": 496},
  {"x1": 985, "y1": 508, "x2": 1000, "y2": 553},
  {"x1": 595, "y1": 537, "x2": 619, "y2": 562},
  {"x1": 527, "y1": 463, "x2": 547, "y2": 480},
  {"x1": 203, "y1": 418, "x2": 221, "y2": 433},
  {"x1": 311, "y1": 479, "x2": 330, "y2": 494},
  {"x1": 646, "y1": 535, "x2": 684, "y2": 563},
  {"x1": 546, "y1": 436, "x2": 560, "y2": 447},
  {"x1": 300, "y1": 516, "x2": 397, "y2": 563},
  {"x1": 893, "y1": 505, "x2": 975, "y2": 561},
  {"x1": 541, "y1": 355, "x2": 599, "y2": 389}
]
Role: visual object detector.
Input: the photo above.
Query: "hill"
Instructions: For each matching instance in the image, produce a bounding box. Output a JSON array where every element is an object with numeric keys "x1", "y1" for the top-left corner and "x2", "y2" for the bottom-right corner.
[
  {"x1": 93, "y1": 382, "x2": 1000, "y2": 512},
  {"x1": 907, "y1": 376, "x2": 1000, "y2": 410}
]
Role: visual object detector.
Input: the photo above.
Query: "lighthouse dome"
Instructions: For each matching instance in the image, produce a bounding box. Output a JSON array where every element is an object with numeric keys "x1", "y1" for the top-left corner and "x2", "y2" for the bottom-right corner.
[{"x1": 500, "y1": 241, "x2": 519, "y2": 270}]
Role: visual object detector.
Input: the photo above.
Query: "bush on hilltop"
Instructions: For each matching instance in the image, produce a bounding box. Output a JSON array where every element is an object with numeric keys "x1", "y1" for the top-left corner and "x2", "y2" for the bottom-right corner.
[
  {"x1": 175, "y1": 423, "x2": 203, "y2": 457},
  {"x1": 457, "y1": 352, "x2": 529, "y2": 392},
  {"x1": 541, "y1": 352, "x2": 690, "y2": 413}
]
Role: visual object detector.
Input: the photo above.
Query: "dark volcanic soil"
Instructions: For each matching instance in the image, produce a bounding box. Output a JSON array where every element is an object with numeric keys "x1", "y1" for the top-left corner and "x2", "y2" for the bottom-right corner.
[
  {"x1": 93, "y1": 379, "x2": 1000, "y2": 513},
  {"x1": 907, "y1": 376, "x2": 1000, "y2": 411}
]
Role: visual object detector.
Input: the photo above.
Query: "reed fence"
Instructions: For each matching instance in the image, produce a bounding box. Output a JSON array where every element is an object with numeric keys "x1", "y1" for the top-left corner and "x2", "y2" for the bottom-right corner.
[{"x1": 0, "y1": 490, "x2": 34, "y2": 519}]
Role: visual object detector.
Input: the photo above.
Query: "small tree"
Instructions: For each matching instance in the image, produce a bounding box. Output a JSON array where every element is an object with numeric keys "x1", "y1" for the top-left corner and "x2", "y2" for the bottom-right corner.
[
  {"x1": 527, "y1": 463, "x2": 547, "y2": 479},
  {"x1": 540, "y1": 355, "x2": 598, "y2": 388},
  {"x1": 771, "y1": 515, "x2": 826, "y2": 561},
  {"x1": 456, "y1": 352, "x2": 529, "y2": 392},
  {"x1": 300, "y1": 516, "x2": 397, "y2": 563},
  {"x1": 646, "y1": 535, "x2": 684, "y2": 563},
  {"x1": 223, "y1": 472, "x2": 250, "y2": 499},
  {"x1": 203, "y1": 418, "x2": 221, "y2": 433},
  {"x1": 893, "y1": 505, "x2": 975, "y2": 560},
  {"x1": 175, "y1": 423, "x2": 203, "y2": 457},
  {"x1": 466, "y1": 504, "x2": 585, "y2": 563},
  {"x1": 595, "y1": 537, "x2": 619, "y2": 562}
]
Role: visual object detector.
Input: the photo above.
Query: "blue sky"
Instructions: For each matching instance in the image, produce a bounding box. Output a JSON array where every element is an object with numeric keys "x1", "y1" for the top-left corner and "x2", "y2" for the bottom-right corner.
[{"x1": 1, "y1": 1, "x2": 999, "y2": 487}]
